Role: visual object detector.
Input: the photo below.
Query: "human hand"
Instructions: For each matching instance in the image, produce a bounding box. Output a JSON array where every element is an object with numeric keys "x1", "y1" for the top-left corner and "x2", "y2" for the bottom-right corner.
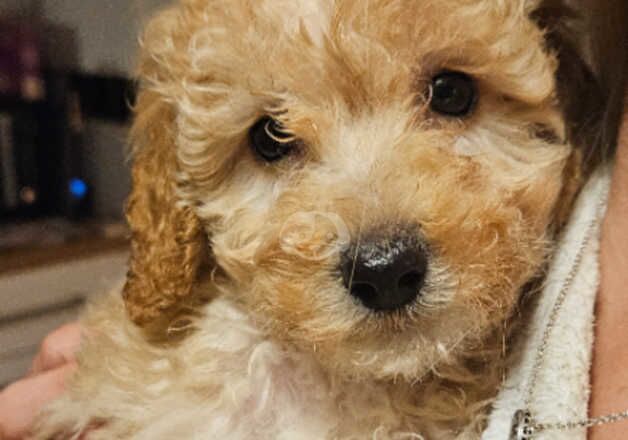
[{"x1": 0, "y1": 323, "x2": 81, "y2": 440}]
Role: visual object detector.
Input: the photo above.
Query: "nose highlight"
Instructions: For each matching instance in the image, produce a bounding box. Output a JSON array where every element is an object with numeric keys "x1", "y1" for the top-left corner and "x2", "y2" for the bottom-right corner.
[{"x1": 341, "y1": 233, "x2": 428, "y2": 312}]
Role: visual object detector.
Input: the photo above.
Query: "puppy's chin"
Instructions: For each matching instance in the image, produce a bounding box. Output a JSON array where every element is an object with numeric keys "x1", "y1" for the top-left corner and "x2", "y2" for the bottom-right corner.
[
  {"x1": 331, "y1": 313, "x2": 489, "y2": 381},
  {"x1": 243, "y1": 280, "x2": 484, "y2": 382},
  {"x1": 314, "y1": 340, "x2": 438, "y2": 381}
]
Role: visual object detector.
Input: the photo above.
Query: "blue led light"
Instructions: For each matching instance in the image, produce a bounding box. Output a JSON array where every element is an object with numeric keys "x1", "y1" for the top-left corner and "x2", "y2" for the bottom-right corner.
[{"x1": 69, "y1": 178, "x2": 88, "y2": 199}]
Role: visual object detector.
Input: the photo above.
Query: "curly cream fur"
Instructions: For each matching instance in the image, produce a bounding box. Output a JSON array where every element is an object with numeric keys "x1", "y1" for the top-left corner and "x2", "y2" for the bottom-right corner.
[{"x1": 33, "y1": 0, "x2": 590, "y2": 438}]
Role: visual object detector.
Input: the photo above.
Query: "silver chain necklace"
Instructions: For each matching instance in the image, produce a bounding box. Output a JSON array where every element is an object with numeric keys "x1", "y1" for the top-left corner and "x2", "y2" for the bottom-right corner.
[{"x1": 510, "y1": 196, "x2": 628, "y2": 440}]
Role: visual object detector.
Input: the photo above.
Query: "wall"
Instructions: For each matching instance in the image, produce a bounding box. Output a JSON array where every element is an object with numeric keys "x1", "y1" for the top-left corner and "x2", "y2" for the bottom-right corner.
[
  {"x1": 1, "y1": 0, "x2": 172, "y2": 76},
  {"x1": 41, "y1": 0, "x2": 172, "y2": 76},
  {"x1": 0, "y1": 0, "x2": 36, "y2": 16}
]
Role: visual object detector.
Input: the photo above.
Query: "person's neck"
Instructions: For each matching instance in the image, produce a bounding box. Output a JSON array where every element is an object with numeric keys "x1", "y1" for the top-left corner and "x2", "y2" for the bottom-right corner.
[
  {"x1": 601, "y1": 110, "x2": 628, "y2": 307},
  {"x1": 589, "y1": 105, "x2": 628, "y2": 439}
]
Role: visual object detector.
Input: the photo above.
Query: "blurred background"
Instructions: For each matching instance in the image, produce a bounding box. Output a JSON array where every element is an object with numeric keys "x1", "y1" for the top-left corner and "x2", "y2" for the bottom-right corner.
[{"x1": 0, "y1": 0, "x2": 170, "y2": 386}]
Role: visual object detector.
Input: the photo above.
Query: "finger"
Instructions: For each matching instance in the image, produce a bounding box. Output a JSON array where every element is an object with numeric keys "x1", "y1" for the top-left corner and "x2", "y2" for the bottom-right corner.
[
  {"x1": 0, "y1": 363, "x2": 77, "y2": 440},
  {"x1": 30, "y1": 323, "x2": 82, "y2": 375}
]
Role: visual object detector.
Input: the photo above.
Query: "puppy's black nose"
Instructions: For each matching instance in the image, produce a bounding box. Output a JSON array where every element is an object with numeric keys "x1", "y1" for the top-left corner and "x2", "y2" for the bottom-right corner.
[{"x1": 340, "y1": 233, "x2": 428, "y2": 312}]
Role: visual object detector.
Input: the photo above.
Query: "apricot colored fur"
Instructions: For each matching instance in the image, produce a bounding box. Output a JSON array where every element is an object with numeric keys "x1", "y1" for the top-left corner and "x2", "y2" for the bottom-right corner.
[{"x1": 33, "y1": 1, "x2": 594, "y2": 438}]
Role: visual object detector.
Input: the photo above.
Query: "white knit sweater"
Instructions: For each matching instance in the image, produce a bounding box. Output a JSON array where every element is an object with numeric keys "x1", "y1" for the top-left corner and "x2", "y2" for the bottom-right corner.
[{"x1": 482, "y1": 167, "x2": 612, "y2": 440}]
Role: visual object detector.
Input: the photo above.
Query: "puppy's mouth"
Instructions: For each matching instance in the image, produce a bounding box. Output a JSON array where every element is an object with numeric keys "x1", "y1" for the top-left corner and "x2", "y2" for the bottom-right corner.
[{"x1": 340, "y1": 226, "x2": 429, "y2": 314}]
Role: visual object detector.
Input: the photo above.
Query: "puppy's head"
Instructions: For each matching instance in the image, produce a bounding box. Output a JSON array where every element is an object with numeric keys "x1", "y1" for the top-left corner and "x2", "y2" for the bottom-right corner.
[{"x1": 123, "y1": 0, "x2": 604, "y2": 380}]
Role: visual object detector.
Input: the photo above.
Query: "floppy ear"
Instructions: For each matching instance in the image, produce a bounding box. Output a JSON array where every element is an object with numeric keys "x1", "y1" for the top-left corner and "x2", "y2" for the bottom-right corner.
[
  {"x1": 529, "y1": 0, "x2": 628, "y2": 228},
  {"x1": 529, "y1": 0, "x2": 606, "y2": 173},
  {"x1": 586, "y1": 0, "x2": 628, "y2": 159},
  {"x1": 123, "y1": 89, "x2": 210, "y2": 333}
]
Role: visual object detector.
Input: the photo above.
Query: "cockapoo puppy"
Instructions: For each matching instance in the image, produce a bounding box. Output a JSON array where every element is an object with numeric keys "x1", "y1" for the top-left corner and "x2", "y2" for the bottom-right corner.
[{"x1": 34, "y1": 0, "x2": 605, "y2": 438}]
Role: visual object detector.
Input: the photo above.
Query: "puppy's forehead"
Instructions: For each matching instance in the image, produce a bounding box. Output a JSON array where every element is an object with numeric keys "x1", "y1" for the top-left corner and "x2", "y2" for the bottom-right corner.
[
  {"x1": 165, "y1": 0, "x2": 556, "y2": 121},
  {"x1": 263, "y1": 0, "x2": 539, "y2": 39},
  {"x1": 246, "y1": 0, "x2": 553, "y2": 102}
]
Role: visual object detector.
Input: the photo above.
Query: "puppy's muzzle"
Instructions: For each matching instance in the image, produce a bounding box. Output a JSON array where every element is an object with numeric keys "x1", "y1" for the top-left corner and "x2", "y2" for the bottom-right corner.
[{"x1": 340, "y1": 228, "x2": 428, "y2": 312}]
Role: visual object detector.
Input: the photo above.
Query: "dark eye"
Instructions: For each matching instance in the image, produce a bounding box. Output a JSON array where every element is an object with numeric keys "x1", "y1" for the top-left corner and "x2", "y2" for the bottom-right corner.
[
  {"x1": 429, "y1": 71, "x2": 477, "y2": 117},
  {"x1": 249, "y1": 116, "x2": 296, "y2": 163}
]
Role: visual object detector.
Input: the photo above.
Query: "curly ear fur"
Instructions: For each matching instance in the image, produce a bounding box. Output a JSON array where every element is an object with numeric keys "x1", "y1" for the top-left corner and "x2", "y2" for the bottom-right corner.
[
  {"x1": 530, "y1": 0, "x2": 623, "y2": 227},
  {"x1": 587, "y1": 0, "x2": 628, "y2": 159},
  {"x1": 529, "y1": 1, "x2": 604, "y2": 172},
  {"x1": 529, "y1": 0, "x2": 627, "y2": 227},
  {"x1": 123, "y1": 90, "x2": 209, "y2": 333},
  {"x1": 531, "y1": 0, "x2": 628, "y2": 172}
]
